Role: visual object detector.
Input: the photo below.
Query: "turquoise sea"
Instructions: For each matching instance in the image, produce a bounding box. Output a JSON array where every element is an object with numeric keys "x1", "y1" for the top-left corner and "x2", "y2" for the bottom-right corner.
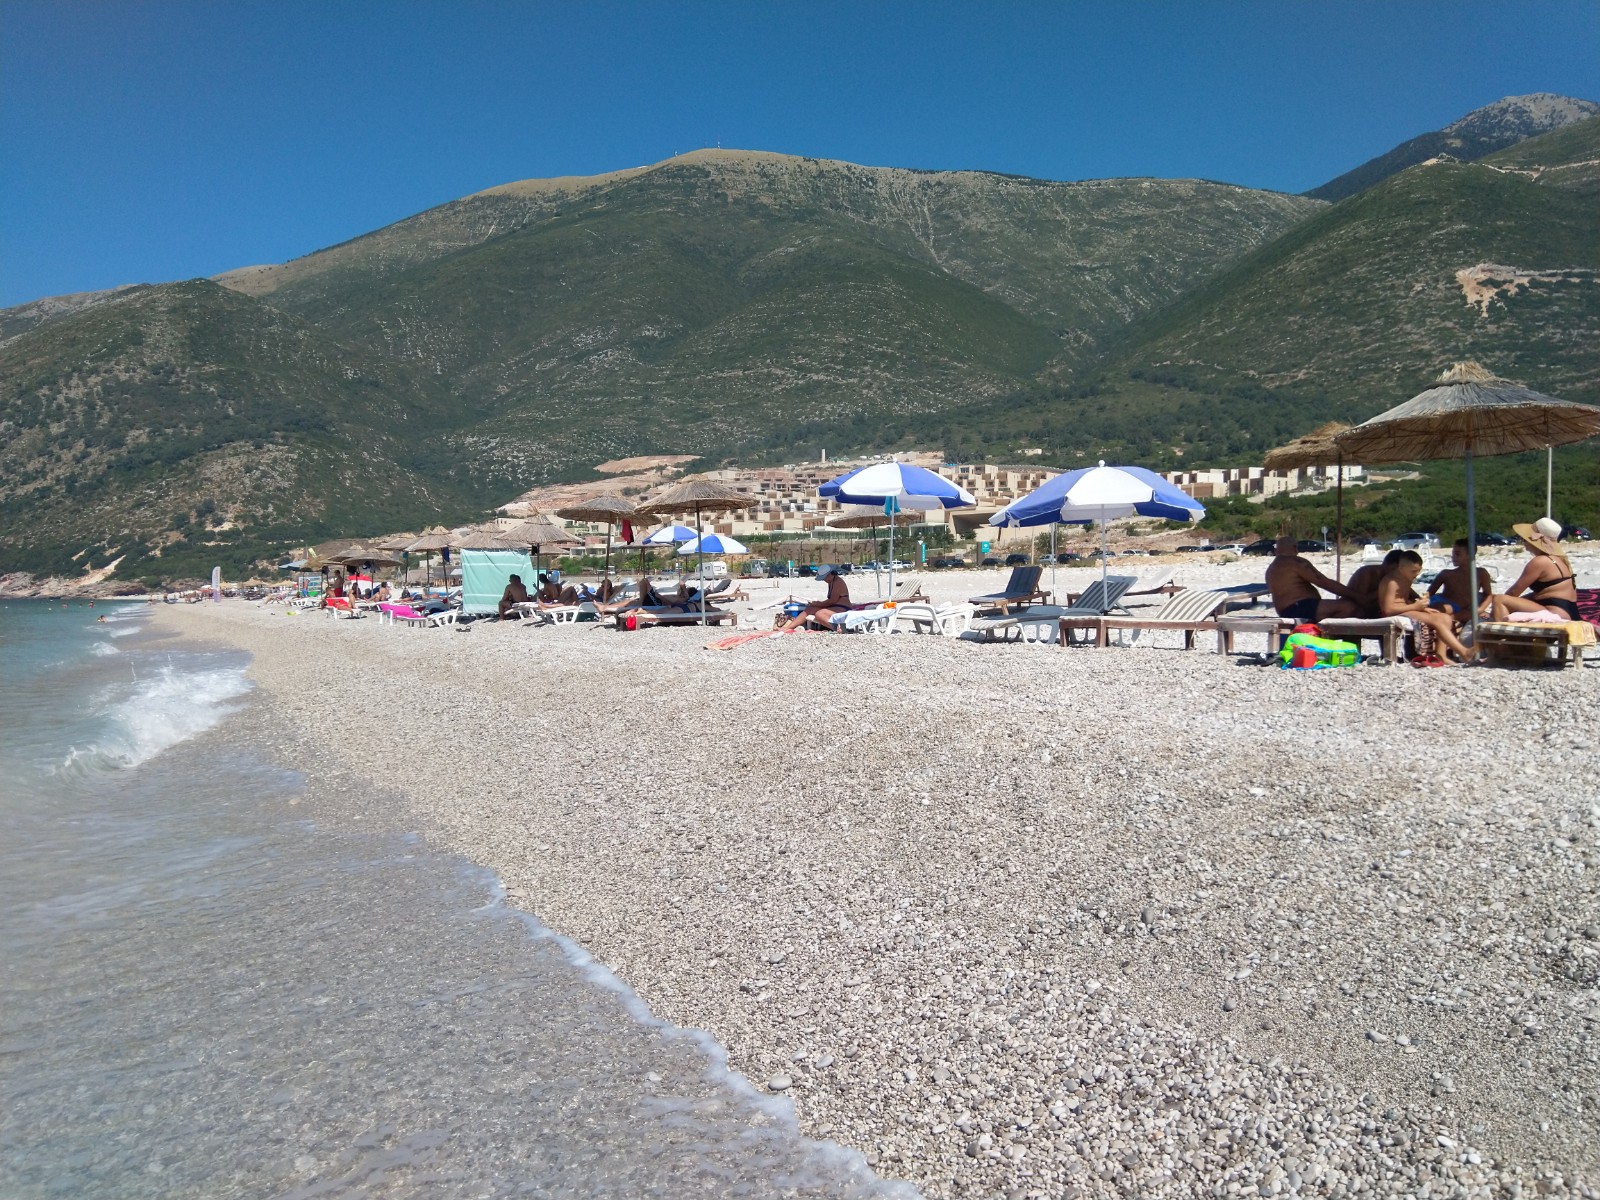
[{"x1": 0, "y1": 600, "x2": 907, "y2": 1199}]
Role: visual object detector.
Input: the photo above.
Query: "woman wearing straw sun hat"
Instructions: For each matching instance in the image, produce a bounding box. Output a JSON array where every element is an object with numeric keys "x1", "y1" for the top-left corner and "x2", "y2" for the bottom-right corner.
[{"x1": 1489, "y1": 517, "x2": 1580, "y2": 622}]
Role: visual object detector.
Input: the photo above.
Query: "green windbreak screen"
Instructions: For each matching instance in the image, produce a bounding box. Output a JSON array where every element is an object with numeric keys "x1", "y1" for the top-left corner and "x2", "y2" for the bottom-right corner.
[{"x1": 460, "y1": 549, "x2": 535, "y2": 615}]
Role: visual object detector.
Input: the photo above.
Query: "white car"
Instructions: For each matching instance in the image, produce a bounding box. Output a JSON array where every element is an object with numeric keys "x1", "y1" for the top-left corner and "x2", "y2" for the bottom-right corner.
[{"x1": 1391, "y1": 532, "x2": 1440, "y2": 551}]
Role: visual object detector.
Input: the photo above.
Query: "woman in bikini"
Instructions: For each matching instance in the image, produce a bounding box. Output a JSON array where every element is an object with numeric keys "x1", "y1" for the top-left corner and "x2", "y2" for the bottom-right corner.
[
  {"x1": 1490, "y1": 518, "x2": 1580, "y2": 622},
  {"x1": 1378, "y1": 551, "x2": 1476, "y2": 664}
]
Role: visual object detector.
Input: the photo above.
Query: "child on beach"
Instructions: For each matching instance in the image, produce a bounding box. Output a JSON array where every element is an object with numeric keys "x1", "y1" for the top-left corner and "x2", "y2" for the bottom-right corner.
[
  {"x1": 1379, "y1": 551, "x2": 1476, "y2": 664},
  {"x1": 1427, "y1": 540, "x2": 1492, "y2": 619}
]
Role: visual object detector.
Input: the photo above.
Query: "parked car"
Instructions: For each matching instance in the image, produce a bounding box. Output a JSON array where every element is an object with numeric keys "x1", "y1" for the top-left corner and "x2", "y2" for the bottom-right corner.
[
  {"x1": 1567, "y1": 526, "x2": 1591, "y2": 541},
  {"x1": 1472, "y1": 532, "x2": 1513, "y2": 546},
  {"x1": 1391, "y1": 531, "x2": 1440, "y2": 551},
  {"x1": 1242, "y1": 538, "x2": 1330, "y2": 555},
  {"x1": 1241, "y1": 539, "x2": 1277, "y2": 556},
  {"x1": 1053, "y1": 552, "x2": 1083, "y2": 563},
  {"x1": 797, "y1": 564, "x2": 818, "y2": 577},
  {"x1": 980, "y1": 556, "x2": 1002, "y2": 566},
  {"x1": 931, "y1": 555, "x2": 966, "y2": 569},
  {"x1": 1004, "y1": 552, "x2": 1031, "y2": 566},
  {"x1": 1175, "y1": 544, "x2": 1211, "y2": 553}
]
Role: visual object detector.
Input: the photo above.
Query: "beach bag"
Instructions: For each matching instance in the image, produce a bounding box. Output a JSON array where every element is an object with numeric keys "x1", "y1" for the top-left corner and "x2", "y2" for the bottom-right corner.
[{"x1": 1278, "y1": 631, "x2": 1359, "y2": 670}]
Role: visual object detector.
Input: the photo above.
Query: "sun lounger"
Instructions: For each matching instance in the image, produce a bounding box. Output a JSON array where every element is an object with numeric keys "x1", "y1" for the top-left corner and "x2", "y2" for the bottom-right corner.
[
  {"x1": 1213, "y1": 614, "x2": 1294, "y2": 657},
  {"x1": 993, "y1": 576, "x2": 1139, "y2": 645},
  {"x1": 1312, "y1": 617, "x2": 1410, "y2": 665},
  {"x1": 968, "y1": 565, "x2": 1047, "y2": 614},
  {"x1": 615, "y1": 607, "x2": 738, "y2": 630},
  {"x1": 891, "y1": 601, "x2": 969, "y2": 636},
  {"x1": 1474, "y1": 619, "x2": 1594, "y2": 669},
  {"x1": 829, "y1": 605, "x2": 896, "y2": 633},
  {"x1": 1065, "y1": 588, "x2": 1235, "y2": 649}
]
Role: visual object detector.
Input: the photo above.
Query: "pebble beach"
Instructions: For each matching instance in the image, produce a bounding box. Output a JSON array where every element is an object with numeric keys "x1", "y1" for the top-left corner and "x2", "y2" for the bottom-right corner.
[{"x1": 152, "y1": 555, "x2": 1600, "y2": 1199}]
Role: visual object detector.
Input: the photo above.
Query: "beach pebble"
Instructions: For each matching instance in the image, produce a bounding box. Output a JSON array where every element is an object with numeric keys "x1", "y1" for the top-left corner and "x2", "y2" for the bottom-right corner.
[{"x1": 766, "y1": 1075, "x2": 792, "y2": 1092}]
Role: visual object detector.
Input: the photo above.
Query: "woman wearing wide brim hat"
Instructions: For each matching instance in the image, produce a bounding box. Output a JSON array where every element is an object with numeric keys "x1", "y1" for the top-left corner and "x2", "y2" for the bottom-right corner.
[{"x1": 1490, "y1": 517, "x2": 1580, "y2": 622}]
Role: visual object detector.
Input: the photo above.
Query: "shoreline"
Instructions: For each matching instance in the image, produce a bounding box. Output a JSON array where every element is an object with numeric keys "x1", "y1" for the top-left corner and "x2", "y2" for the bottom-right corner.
[{"x1": 145, "y1": 583, "x2": 1599, "y2": 1199}]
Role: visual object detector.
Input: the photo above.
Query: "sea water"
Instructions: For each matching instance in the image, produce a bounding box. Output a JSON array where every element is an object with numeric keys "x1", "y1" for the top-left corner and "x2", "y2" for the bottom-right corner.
[{"x1": 0, "y1": 600, "x2": 910, "y2": 1199}]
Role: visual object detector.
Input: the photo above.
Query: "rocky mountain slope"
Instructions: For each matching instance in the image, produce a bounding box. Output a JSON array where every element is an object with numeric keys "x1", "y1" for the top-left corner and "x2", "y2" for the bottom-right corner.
[
  {"x1": 948, "y1": 118, "x2": 1600, "y2": 472},
  {"x1": 0, "y1": 151, "x2": 1320, "y2": 578},
  {"x1": 1306, "y1": 93, "x2": 1600, "y2": 203}
]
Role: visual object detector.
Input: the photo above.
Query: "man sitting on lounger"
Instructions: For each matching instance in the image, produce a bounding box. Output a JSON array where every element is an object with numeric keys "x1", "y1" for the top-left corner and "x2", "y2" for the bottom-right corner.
[
  {"x1": 1344, "y1": 550, "x2": 1404, "y2": 618},
  {"x1": 780, "y1": 565, "x2": 852, "y2": 631},
  {"x1": 1265, "y1": 536, "x2": 1359, "y2": 623},
  {"x1": 498, "y1": 574, "x2": 530, "y2": 619}
]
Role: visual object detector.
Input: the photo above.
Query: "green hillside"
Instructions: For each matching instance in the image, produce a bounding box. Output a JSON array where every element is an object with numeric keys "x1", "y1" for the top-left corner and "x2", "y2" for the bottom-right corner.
[
  {"x1": 949, "y1": 119, "x2": 1600, "y2": 473},
  {"x1": 0, "y1": 281, "x2": 488, "y2": 581}
]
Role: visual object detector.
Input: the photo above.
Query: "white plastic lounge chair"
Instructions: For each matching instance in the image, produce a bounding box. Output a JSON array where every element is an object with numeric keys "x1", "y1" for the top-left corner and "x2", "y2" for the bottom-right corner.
[
  {"x1": 891, "y1": 601, "x2": 969, "y2": 636},
  {"x1": 829, "y1": 605, "x2": 896, "y2": 634}
]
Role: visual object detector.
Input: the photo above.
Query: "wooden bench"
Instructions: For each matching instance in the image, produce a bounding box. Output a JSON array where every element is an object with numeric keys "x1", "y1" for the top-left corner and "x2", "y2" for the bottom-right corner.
[{"x1": 1474, "y1": 621, "x2": 1592, "y2": 669}]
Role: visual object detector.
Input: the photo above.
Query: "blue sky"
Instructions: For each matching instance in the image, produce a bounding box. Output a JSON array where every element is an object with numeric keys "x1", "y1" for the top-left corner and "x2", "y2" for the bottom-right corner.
[{"x1": 3, "y1": 0, "x2": 1596, "y2": 307}]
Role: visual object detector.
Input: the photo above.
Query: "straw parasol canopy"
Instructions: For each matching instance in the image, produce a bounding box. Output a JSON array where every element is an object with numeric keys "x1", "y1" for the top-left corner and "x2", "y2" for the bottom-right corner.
[
  {"x1": 634, "y1": 479, "x2": 751, "y2": 517},
  {"x1": 498, "y1": 516, "x2": 582, "y2": 548},
  {"x1": 824, "y1": 511, "x2": 926, "y2": 531},
  {"x1": 1262, "y1": 422, "x2": 1353, "y2": 470},
  {"x1": 1334, "y1": 361, "x2": 1600, "y2": 463},
  {"x1": 372, "y1": 532, "x2": 419, "y2": 553},
  {"x1": 554, "y1": 493, "x2": 638, "y2": 524},
  {"x1": 405, "y1": 527, "x2": 457, "y2": 553},
  {"x1": 323, "y1": 542, "x2": 403, "y2": 568}
]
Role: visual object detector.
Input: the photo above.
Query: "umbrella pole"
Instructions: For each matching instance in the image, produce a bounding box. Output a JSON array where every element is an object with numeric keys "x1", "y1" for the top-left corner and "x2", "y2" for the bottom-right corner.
[
  {"x1": 604, "y1": 525, "x2": 613, "y2": 587},
  {"x1": 873, "y1": 523, "x2": 883, "y2": 596},
  {"x1": 1546, "y1": 446, "x2": 1553, "y2": 519},
  {"x1": 1100, "y1": 522, "x2": 1108, "y2": 586},
  {"x1": 889, "y1": 515, "x2": 896, "y2": 601},
  {"x1": 1050, "y1": 525, "x2": 1057, "y2": 601},
  {"x1": 1335, "y1": 454, "x2": 1344, "y2": 582},
  {"x1": 697, "y1": 504, "x2": 706, "y2": 628},
  {"x1": 1466, "y1": 447, "x2": 1479, "y2": 652}
]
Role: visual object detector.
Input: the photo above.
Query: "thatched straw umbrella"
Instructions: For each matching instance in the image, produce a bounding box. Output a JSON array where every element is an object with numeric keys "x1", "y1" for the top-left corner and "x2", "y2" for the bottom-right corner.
[
  {"x1": 635, "y1": 480, "x2": 753, "y2": 624},
  {"x1": 496, "y1": 515, "x2": 582, "y2": 588},
  {"x1": 1335, "y1": 361, "x2": 1600, "y2": 643},
  {"x1": 554, "y1": 494, "x2": 637, "y2": 587},
  {"x1": 405, "y1": 527, "x2": 457, "y2": 588},
  {"x1": 1263, "y1": 421, "x2": 1354, "y2": 579}
]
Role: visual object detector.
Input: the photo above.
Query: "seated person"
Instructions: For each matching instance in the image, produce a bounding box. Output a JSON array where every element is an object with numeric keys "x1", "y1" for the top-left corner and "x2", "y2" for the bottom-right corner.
[
  {"x1": 1489, "y1": 518, "x2": 1580, "y2": 622},
  {"x1": 373, "y1": 583, "x2": 392, "y2": 603},
  {"x1": 1378, "y1": 551, "x2": 1475, "y2": 663},
  {"x1": 1427, "y1": 539, "x2": 1492, "y2": 618},
  {"x1": 536, "y1": 575, "x2": 563, "y2": 604},
  {"x1": 597, "y1": 575, "x2": 664, "y2": 615},
  {"x1": 780, "y1": 565, "x2": 852, "y2": 631},
  {"x1": 1344, "y1": 550, "x2": 1405, "y2": 617},
  {"x1": 595, "y1": 578, "x2": 618, "y2": 603},
  {"x1": 1264, "y1": 536, "x2": 1359, "y2": 622},
  {"x1": 498, "y1": 573, "x2": 531, "y2": 619}
]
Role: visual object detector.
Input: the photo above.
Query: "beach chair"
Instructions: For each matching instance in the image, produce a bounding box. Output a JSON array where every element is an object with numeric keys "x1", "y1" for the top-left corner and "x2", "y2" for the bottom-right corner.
[
  {"x1": 968, "y1": 566, "x2": 1047, "y2": 614},
  {"x1": 616, "y1": 606, "x2": 738, "y2": 630},
  {"x1": 1312, "y1": 617, "x2": 1409, "y2": 665},
  {"x1": 966, "y1": 576, "x2": 1137, "y2": 644},
  {"x1": 829, "y1": 605, "x2": 896, "y2": 634},
  {"x1": 891, "y1": 601, "x2": 969, "y2": 636},
  {"x1": 1068, "y1": 587, "x2": 1236, "y2": 649}
]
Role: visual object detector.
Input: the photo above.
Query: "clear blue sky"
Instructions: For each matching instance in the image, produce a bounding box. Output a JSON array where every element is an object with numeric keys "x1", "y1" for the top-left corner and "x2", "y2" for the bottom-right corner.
[{"x1": 3, "y1": 0, "x2": 1596, "y2": 307}]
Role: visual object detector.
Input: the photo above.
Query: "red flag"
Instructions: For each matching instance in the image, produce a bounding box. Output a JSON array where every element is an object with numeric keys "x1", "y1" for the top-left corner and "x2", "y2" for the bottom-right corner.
[{"x1": 621, "y1": 519, "x2": 635, "y2": 543}]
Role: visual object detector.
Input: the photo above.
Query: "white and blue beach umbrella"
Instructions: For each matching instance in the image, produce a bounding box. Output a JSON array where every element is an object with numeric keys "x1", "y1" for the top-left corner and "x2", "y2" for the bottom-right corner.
[
  {"x1": 677, "y1": 532, "x2": 748, "y2": 556},
  {"x1": 991, "y1": 461, "x2": 1204, "y2": 583},
  {"x1": 819, "y1": 461, "x2": 975, "y2": 596},
  {"x1": 642, "y1": 523, "x2": 698, "y2": 545}
]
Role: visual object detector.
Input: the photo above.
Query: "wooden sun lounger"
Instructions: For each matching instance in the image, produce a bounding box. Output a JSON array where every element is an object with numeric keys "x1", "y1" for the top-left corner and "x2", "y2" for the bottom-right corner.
[
  {"x1": 1063, "y1": 588, "x2": 1235, "y2": 650},
  {"x1": 1313, "y1": 617, "x2": 1410, "y2": 665},
  {"x1": 1474, "y1": 619, "x2": 1593, "y2": 669}
]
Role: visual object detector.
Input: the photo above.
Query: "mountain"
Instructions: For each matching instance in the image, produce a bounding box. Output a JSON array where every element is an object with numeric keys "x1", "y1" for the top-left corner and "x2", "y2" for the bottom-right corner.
[
  {"x1": 950, "y1": 118, "x2": 1600, "y2": 478},
  {"x1": 0, "y1": 280, "x2": 488, "y2": 582},
  {"x1": 1306, "y1": 93, "x2": 1600, "y2": 203},
  {"x1": 0, "y1": 150, "x2": 1321, "y2": 579}
]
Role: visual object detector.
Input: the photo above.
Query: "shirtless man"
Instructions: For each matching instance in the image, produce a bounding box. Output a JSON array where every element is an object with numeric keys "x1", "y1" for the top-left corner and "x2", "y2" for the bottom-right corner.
[
  {"x1": 1379, "y1": 551, "x2": 1475, "y2": 663},
  {"x1": 1427, "y1": 540, "x2": 1492, "y2": 619},
  {"x1": 1264, "y1": 536, "x2": 1359, "y2": 622},
  {"x1": 1343, "y1": 550, "x2": 1403, "y2": 617},
  {"x1": 498, "y1": 573, "x2": 530, "y2": 619},
  {"x1": 781, "y1": 565, "x2": 852, "y2": 631}
]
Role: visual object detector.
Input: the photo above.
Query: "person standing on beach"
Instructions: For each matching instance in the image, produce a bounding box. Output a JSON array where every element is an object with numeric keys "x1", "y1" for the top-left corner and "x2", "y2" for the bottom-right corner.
[
  {"x1": 780, "y1": 565, "x2": 852, "y2": 631},
  {"x1": 1265, "y1": 536, "x2": 1359, "y2": 622}
]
